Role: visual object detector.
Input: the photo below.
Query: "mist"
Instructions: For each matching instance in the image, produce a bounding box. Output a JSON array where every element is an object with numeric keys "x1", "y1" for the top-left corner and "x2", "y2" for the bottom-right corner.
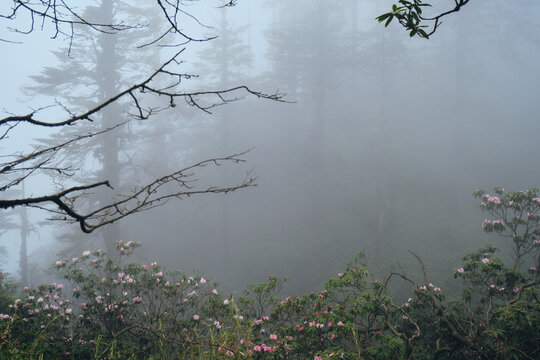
[{"x1": 2, "y1": 0, "x2": 540, "y2": 298}]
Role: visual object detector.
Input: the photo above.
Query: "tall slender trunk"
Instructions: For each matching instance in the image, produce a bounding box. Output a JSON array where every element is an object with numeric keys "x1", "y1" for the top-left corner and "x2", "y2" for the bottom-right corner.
[
  {"x1": 219, "y1": 8, "x2": 231, "y2": 259},
  {"x1": 96, "y1": 0, "x2": 122, "y2": 254},
  {"x1": 452, "y1": 16, "x2": 469, "y2": 222},
  {"x1": 375, "y1": 29, "x2": 388, "y2": 268},
  {"x1": 19, "y1": 183, "x2": 29, "y2": 286}
]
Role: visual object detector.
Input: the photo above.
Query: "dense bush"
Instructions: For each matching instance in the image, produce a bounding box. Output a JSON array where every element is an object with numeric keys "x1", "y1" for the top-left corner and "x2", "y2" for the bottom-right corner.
[{"x1": 0, "y1": 188, "x2": 538, "y2": 359}]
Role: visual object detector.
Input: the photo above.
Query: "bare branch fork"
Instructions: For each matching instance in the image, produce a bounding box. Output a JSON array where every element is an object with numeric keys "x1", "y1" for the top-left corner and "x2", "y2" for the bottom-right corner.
[
  {"x1": 419, "y1": 0, "x2": 470, "y2": 36},
  {"x1": 1, "y1": 1, "x2": 236, "y2": 47},
  {"x1": 381, "y1": 251, "x2": 478, "y2": 353},
  {"x1": 0, "y1": 1, "x2": 133, "y2": 45},
  {"x1": 0, "y1": 123, "x2": 125, "y2": 193},
  {"x1": 0, "y1": 50, "x2": 286, "y2": 127},
  {"x1": 1, "y1": 0, "x2": 285, "y2": 236},
  {"x1": 1, "y1": 150, "x2": 257, "y2": 233}
]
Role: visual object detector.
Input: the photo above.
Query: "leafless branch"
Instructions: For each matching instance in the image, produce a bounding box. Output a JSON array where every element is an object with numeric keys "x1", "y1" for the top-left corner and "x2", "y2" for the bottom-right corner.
[
  {"x1": 420, "y1": 0, "x2": 471, "y2": 37},
  {"x1": 382, "y1": 251, "x2": 478, "y2": 351},
  {"x1": 0, "y1": 123, "x2": 124, "y2": 192},
  {"x1": 0, "y1": 0, "x2": 132, "y2": 43},
  {"x1": 1, "y1": 150, "x2": 256, "y2": 233},
  {"x1": 0, "y1": 50, "x2": 287, "y2": 128},
  {"x1": 0, "y1": 0, "x2": 286, "y2": 238}
]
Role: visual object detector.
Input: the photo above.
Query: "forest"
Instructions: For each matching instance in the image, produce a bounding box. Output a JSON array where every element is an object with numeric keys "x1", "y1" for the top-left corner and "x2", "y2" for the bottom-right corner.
[{"x1": 0, "y1": 0, "x2": 539, "y2": 358}]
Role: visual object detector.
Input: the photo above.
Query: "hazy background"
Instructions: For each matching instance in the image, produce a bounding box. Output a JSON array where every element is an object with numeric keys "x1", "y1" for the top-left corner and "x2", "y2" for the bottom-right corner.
[{"x1": 1, "y1": 0, "x2": 540, "y2": 295}]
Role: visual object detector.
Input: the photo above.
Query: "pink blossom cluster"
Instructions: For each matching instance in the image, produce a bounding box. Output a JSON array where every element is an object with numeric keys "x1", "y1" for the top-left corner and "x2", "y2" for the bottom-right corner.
[
  {"x1": 114, "y1": 272, "x2": 136, "y2": 284},
  {"x1": 279, "y1": 296, "x2": 291, "y2": 305},
  {"x1": 489, "y1": 284, "x2": 505, "y2": 292},
  {"x1": 254, "y1": 315, "x2": 269, "y2": 325},
  {"x1": 253, "y1": 343, "x2": 278, "y2": 353},
  {"x1": 483, "y1": 194, "x2": 501, "y2": 204}
]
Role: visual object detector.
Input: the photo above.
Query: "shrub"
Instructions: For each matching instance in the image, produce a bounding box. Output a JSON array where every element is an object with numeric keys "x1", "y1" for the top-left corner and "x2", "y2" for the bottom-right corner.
[{"x1": 0, "y1": 188, "x2": 537, "y2": 359}]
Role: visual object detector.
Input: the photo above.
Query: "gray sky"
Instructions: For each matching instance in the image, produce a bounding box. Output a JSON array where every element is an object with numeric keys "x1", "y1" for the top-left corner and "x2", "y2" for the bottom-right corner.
[{"x1": 2, "y1": 1, "x2": 540, "y2": 293}]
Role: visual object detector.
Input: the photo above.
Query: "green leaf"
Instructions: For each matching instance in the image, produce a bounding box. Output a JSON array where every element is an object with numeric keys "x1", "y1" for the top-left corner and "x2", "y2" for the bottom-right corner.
[
  {"x1": 418, "y1": 29, "x2": 429, "y2": 38},
  {"x1": 385, "y1": 15, "x2": 394, "y2": 27},
  {"x1": 376, "y1": 13, "x2": 392, "y2": 22}
]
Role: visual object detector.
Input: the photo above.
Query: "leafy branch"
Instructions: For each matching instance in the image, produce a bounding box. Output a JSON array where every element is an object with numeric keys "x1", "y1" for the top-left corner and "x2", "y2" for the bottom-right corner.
[{"x1": 377, "y1": 0, "x2": 471, "y2": 38}]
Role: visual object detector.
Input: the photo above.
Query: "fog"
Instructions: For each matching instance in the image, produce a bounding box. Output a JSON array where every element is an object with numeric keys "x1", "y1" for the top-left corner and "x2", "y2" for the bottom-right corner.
[{"x1": 2, "y1": 0, "x2": 540, "y2": 295}]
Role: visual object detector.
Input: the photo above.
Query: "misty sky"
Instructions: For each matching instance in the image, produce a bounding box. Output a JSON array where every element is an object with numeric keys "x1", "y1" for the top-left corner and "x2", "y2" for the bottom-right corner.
[{"x1": 1, "y1": 0, "x2": 540, "y2": 294}]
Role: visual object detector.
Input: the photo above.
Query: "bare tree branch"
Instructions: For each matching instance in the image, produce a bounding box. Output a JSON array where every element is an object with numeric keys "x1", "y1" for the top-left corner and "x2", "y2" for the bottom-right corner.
[
  {"x1": 0, "y1": 50, "x2": 287, "y2": 128},
  {"x1": 0, "y1": 1, "x2": 285, "y2": 238},
  {"x1": 0, "y1": 0, "x2": 133, "y2": 45},
  {"x1": 1, "y1": 150, "x2": 256, "y2": 233}
]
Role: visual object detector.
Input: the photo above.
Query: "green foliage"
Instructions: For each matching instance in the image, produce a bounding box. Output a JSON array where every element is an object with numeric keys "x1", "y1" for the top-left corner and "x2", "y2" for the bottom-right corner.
[
  {"x1": 0, "y1": 188, "x2": 538, "y2": 358},
  {"x1": 0, "y1": 272, "x2": 15, "y2": 313},
  {"x1": 376, "y1": 0, "x2": 431, "y2": 38}
]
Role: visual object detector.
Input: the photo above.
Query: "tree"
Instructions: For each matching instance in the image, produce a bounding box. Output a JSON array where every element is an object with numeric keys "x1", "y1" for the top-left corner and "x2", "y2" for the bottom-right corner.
[
  {"x1": 377, "y1": 0, "x2": 471, "y2": 38},
  {"x1": 25, "y1": 0, "x2": 168, "y2": 255},
  {"x1": 0, "y1": 2, "x2": 284, "y2": 240}
]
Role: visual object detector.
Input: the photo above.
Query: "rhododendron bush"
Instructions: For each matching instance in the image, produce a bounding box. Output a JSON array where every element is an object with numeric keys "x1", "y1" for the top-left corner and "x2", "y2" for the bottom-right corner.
[{"x1": 0, "y1": 188, "x2": 538, "y2": 359}]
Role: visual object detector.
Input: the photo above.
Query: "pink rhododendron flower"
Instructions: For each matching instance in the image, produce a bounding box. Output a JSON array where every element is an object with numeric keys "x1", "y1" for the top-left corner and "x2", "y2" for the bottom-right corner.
[
  {"x1": 487, "y1": 196, "x2": 501, "y2": 204},
  {"x1": 193, "y1": 315, "x2": 199, "y2": 320},
  {"x1": 482, "y1": 258, "x2": 489, "y2": 264},
  {"x1": 457, "y1": 268, "x2": 465, "y2": 274},
  {"x1": 211, "y1": 289, "x2": 218, "y2": 295}
]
